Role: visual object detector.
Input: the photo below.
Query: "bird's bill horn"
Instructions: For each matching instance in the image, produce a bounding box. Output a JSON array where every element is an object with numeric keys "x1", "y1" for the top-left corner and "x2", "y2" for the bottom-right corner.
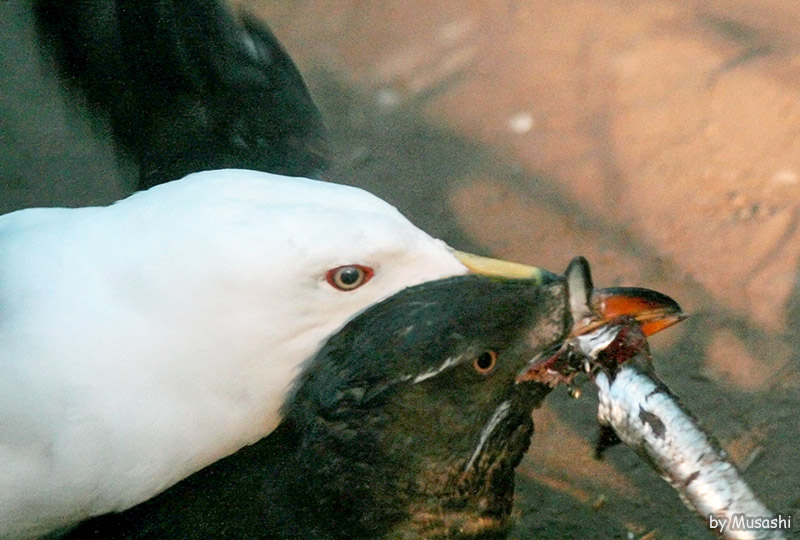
[
  {"x1": 566, "y1": 255, "x2": 685, "y2": 338},
  {"x1": 453, "y1": 250, "x2": 556, "y2": 284}
]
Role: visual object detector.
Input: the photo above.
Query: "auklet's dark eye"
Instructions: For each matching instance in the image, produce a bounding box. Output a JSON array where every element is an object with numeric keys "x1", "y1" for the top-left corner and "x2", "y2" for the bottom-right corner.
[
  {"x1": 326, "y1": 265, "x2": 374, "y2": 291},
  {"x1": 473, "y1": 350, "x2": 498, "y2": 374}
]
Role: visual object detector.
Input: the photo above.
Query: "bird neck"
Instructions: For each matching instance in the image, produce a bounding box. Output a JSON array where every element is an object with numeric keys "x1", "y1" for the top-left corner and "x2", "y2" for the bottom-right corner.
[{"x1": 288, "y1": 405, "x2": 538, "y2": 539}]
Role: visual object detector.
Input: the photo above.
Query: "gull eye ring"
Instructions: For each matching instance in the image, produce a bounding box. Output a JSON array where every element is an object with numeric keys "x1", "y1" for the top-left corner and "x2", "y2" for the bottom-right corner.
[
  {"x1": 473, "y1": 350, "x2": 498, "y2": 374},
  {"x1": 326, "y1": 265, "x2": 374, "y2": 291}
]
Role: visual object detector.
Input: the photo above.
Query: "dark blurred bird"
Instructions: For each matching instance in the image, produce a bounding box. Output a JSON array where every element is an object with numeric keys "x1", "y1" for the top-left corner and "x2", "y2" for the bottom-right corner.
[
  {"x1": 34, "y1": 0, "x2": 329, "y2": 189},
  {"x1": 62, "y1": 261, "x2": 682, "y2": 540}
]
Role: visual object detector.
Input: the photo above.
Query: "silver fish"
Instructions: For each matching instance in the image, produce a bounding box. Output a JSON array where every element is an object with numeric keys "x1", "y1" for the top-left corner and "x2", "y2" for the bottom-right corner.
[{"x1": 563, "y1": 258, "x2": 786, "y2": 540}]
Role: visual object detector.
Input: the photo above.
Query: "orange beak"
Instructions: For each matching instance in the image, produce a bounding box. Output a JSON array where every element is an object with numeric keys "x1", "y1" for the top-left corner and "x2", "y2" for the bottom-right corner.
[{"x1": 591, "y1": 287, "x2": 685, "y2": 337}]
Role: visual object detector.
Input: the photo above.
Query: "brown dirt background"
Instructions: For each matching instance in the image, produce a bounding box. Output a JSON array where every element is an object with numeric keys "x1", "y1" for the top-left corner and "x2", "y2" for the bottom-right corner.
[{"x1": 1, "y1": 1, "x2": 798, "y2": 538}]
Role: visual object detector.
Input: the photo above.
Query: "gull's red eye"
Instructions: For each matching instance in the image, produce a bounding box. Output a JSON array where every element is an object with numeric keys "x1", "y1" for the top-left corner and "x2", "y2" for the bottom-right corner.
[
  {"x1": 325, "y1": 265, "x2": 374, "y2": 291},
  {"x1": 473, "y1": 351, "x2": 498, "y2": 374}
]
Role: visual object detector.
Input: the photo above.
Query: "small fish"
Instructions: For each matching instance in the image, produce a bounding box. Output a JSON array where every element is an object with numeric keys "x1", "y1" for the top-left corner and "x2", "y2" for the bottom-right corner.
[{"x1": 560, "y1": 259, "x2": 786, "y2": 540}]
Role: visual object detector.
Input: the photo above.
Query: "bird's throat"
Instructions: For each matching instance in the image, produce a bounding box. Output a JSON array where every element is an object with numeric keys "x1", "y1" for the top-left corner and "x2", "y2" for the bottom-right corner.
[{"x1": 381, "y1": 414, "x2": 537, "y2": 539}]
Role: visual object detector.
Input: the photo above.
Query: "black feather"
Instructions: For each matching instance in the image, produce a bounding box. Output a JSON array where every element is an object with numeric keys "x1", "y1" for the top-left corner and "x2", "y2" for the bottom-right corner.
[{"x1": 35, "y1": 0, "x2": 329, "y2": 188}]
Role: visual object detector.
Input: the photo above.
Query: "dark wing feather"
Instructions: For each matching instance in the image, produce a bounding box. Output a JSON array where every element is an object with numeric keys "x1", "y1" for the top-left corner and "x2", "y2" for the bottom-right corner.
[{"x1": 35, "y1": 0, "x2": 329, "y2": 188}]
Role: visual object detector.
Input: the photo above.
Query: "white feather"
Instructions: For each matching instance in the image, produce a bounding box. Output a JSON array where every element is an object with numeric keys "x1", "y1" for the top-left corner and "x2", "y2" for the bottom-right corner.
[{"x1": 0, "y1": 169, "x2": 468, "y2": 539}]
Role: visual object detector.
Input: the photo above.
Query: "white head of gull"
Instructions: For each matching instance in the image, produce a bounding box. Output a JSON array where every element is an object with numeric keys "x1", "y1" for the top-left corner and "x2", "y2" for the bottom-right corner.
[{"x1": 0, "y1": 168, "x2": 545, "y2": 539}]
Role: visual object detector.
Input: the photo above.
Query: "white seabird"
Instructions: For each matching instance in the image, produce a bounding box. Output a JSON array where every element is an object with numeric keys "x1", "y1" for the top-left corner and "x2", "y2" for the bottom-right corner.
[{"x1": 0, "y1": 168, "x2": 544, "y2": 539}]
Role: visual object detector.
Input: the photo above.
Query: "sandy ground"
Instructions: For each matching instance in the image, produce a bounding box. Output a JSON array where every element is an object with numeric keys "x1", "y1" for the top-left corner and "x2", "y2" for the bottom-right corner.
[{"x1": 2, "y1": 0, "x2": 799, "y2": 538}]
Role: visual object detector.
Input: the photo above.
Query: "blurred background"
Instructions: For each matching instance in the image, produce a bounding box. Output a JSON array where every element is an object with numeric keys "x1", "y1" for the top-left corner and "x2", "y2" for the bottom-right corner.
[{"x1": 2, "y1": 1, "x2": 799, "y2": 538}]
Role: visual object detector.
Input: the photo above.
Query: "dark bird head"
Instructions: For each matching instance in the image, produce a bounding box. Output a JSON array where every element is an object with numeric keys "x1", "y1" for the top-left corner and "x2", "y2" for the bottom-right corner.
[
  {"x1": 286, "y1": 273, "x2": 571, "y2": 538},
  {"x1": 284, "y1": 257, "x2": 683, "y2": 539}
]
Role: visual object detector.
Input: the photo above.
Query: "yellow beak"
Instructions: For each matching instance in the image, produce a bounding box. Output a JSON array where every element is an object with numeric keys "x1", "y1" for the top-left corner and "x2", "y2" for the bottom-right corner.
[{"x1": 452, "y1": 250, "x2": 555, "y2": 284}]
